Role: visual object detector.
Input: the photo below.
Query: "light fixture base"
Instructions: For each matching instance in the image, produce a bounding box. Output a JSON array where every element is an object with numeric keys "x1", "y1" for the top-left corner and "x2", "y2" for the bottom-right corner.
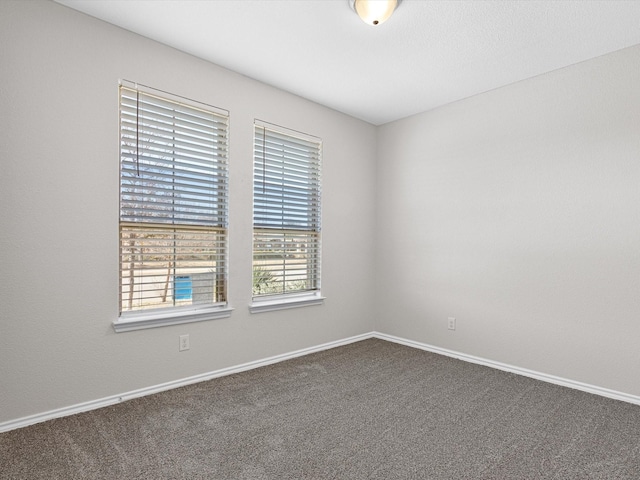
[{"x1": 349, "y1": 0, "x2": 401, "y2": 26}]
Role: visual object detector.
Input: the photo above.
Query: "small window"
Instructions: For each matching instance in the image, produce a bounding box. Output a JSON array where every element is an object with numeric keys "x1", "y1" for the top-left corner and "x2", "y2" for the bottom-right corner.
[
  {"x1": 116, "y1": 81, "x2": 230, "y2": 331},
  {"x1": 251, "y1": 121, "x2": 323, "y2": 312}
]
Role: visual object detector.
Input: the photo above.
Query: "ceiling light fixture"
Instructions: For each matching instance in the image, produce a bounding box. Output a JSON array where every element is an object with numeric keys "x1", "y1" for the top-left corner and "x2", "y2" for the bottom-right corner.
[{"x1": 349, "y1": 0, "x2": 400, "y2": 26}]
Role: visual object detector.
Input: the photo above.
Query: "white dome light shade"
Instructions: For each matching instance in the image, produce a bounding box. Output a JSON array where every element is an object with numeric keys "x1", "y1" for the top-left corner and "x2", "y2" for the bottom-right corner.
[{"x1": 353, "y1": 0, "x2": 399, "y2": 26}]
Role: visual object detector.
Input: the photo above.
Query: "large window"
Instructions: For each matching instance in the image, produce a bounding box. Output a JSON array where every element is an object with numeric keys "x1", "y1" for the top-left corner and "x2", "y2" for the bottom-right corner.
[
  {"x1": 251, "y1": 121, "x2": 323, "y2": 311},
  {"x1": 117, "y1": 81, "x2": 230, "y2": 331}
]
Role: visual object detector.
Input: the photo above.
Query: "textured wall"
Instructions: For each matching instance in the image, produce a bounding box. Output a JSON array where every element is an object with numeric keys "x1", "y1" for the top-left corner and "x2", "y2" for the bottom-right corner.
[
  {"x1": 0, "y1": 0, "x2": 377, "y2": 424},
  {"x1": 375, "y1": 45, "x2": 640, "y2": 396}
]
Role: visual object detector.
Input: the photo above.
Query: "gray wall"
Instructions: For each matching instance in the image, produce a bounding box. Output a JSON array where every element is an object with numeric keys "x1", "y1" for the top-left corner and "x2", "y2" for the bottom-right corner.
[
  {"x1": 0, "y1": 0, "x2": 377, "y2": 424},
  {"x1": 375, "y1": 45, "x2": 640, "y2": 396}
]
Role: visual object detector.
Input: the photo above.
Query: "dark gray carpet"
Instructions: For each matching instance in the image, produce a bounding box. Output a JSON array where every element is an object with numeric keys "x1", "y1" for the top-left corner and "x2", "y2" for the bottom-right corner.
[{"x1": 2, "y1": 338, "x2": 640, "y2": 479}]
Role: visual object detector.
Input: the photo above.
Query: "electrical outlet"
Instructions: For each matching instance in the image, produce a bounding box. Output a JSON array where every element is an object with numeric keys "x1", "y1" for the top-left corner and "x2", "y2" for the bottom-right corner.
[
  {"x1": 179, "y1": 334, "x2": 190, "y2": 351},
  {"x1": 447, "y1": 317, "x2": 456, "y2": 331}
]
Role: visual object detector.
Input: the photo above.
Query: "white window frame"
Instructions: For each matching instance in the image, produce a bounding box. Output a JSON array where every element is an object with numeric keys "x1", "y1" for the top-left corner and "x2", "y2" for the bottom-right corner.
[
  {"x1": 114, "y1": 81, "x2": 232, "y2": 332},
  {"x1": 250, "y1": 120, "x2": 324, "y2": 313}
]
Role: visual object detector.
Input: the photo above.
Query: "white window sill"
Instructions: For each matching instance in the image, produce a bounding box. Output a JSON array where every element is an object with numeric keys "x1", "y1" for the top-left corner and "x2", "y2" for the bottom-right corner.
[
  {"x1": 249, "y1": 293, "x2": 325, "y2": 314},
  {"x1": 113, "y1": 305, "x2": 233, "y2": 332}
]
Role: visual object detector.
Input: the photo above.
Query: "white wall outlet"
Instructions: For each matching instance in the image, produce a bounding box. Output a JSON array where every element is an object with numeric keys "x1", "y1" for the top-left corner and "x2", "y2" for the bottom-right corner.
[
  {"x1": 447, "y1": 317, "x2": 456, "y2": 330},
  {"x1": 179, "y1": 334, "x2": 190, "y2": 351}
]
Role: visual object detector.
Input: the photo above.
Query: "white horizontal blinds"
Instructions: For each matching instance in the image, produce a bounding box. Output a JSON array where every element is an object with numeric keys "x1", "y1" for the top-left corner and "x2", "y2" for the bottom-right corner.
[
  {"x1": 253, "y1": 123, "x2": 322, "y2": 298},
  {"x1": 119, "y1": 84, "x2": 228, "y2": 313},
  {"x1": 120, "y1": 86, "x2": 228, "y2": 226}
]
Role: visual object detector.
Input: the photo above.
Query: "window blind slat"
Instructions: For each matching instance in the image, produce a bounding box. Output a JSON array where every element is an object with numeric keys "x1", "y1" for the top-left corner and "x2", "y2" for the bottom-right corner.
[
  {"x1": 121, "y1": 140, "x2": 226, "y2": 168},
  {"x1": 120, "y1": 110, "x2": 228, "y2": 140},
  {"x1": 121, "y1": 158, "x2": 228, "y2": 182},
  {"x1": 121, "y1": 122, "x2": 227, "y2": 151},
  {"x1": 121, "y1": 88, "x2": 227, "y2": 129},
  {"x1": 254, "y1": 147, "x2": 319, "y2": 166}
]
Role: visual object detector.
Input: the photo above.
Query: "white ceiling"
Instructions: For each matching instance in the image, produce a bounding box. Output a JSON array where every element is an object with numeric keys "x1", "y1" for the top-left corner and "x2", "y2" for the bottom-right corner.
[{"x1": 56, "y1": 0, "x2": 640, "y2": 125}]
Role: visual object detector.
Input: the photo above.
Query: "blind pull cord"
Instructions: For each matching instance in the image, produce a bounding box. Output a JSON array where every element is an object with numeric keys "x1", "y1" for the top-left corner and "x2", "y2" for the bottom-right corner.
[
  {"x1": 136, "y1": 90, "x2": 140, "y2": 177},
  {"x1": 262, "y1": 126, "x2": 267, "y2": 195}
]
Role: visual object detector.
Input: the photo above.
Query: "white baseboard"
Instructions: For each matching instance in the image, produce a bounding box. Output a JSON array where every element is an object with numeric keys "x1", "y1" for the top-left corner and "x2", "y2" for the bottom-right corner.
[
  {"x1": 0, "y1": 332, "x2": 372, "y2": 433},
  {"x1": 3, "y1": 330, "x2": 639, "y2": 433},
  {"x1": 372, "y1": 331, "x2": 640, "y2": 406}
]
